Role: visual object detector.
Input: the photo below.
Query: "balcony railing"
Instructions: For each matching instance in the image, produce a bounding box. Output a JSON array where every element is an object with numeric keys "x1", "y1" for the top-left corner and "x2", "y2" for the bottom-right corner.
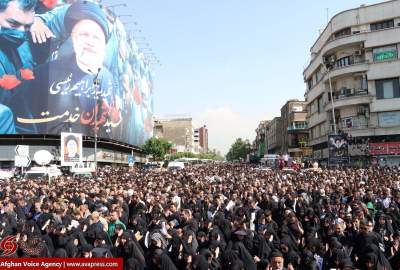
[
  {"x1": 338, "y1": 123, "x2": 369, "y2": 131},
  {"x1": 327, "y1": 88, "x2": 369, "y2": 102},
  {"x1": 287, "y1": 125, "x2": 308, "y2": 132},
  {"x1": 331, "y1": 58, "x2": 367, "y2": 70}
]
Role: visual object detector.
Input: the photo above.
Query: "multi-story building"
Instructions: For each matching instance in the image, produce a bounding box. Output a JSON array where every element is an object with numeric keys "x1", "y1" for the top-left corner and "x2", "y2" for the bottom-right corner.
[
  {"x1": 197, "y1": 125, "x2": 209, "y2": 153},
  {"x1": 193, "y1": 126, "x2": 208, "y2": 153},
  {"x1": 194, "y1": 129, "x2": 200, "y2": 153},
  {"x1": 153, "y1": 117, "x2": 194, "y2": 152},
  {"x1": 280, "y1": 100, "x2": 309, "y2": 159},
  {"x1": 304, "y1": 0, "x2": 400, "y2": 165},
  {"x1": 254, "y1": 120, "x2": 270, "y2": 158},
  {"x1": 266, "y1": 117, "x2": 283, "y2": 154}
]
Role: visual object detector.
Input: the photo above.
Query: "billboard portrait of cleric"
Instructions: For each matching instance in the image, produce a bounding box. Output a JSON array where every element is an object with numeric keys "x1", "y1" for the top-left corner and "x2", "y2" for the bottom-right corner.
[
  {"x1": 0, "y1": 0, "x2": 153, "y2": 146},
  {"x1": 6, "y1": 0, "x2": 119, "y2": 137},
  {"x1": 328, "y1": 134, "x2": 349, "y2": 165}
]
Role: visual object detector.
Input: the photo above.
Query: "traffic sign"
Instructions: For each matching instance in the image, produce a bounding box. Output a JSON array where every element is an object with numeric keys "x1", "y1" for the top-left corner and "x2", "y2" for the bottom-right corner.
[
  {"x1": 128, "y1": 155, "x2": 135, "y2": 167},
  {"x1": 15, "y1": 145, "x2": 29, "y2": 156},
  {"x1": 15, "y1": 155, "x2": 31, "y2": 167}
]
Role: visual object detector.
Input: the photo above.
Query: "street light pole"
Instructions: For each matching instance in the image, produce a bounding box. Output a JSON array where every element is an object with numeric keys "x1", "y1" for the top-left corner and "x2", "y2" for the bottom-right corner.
[
  {"x1": 265, "y1": 127, "x2": 269, "y2": 156},
  {"x1": 107, "y1": 3, "x2": 127, "y2": 13},
  {"x1": 89, "y1": 68, "x2": 101, "y2": 177},
  {"x1": 327, "y1": 68, "x2": 337, "y2": 134}
]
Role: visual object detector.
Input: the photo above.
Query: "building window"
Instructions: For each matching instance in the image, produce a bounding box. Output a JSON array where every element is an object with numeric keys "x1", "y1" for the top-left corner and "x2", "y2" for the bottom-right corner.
[
  {"x1": 315, "y1": 67, "x2": 323, "y2": 82},
  {"x1": 336, "y1": 56, "x2": 353, "y2": 68},
  {"x1": 292, "y1": 106, "x2": 303, "y2": 112},
  {"x1": 317, "y1": 96, "x2": 324, "y2": 113},
  {"x1": 376, "y1": 78, "x2": 400, "y2": 99},
  {"x1": 310, "y1": 100, "x2": 318, "y2": 114},
  {"x1": 373, "y1": 45, "x2": 398, "y2": 62},
  {"x1": 307, "y1": 79, "x2": 313, "y2": 90},
  {"x1": 334, "y1": 27, "x2": 351, "y2": 38},
  {"x1": 370, "y1": 19, "x2": 394, "y2": 31},
  {"x1": 294, "y1": 121, "x2": 307, "y2": 129},
  {"x1": 312, "y1": 127, "x2": 319, "y2": 139},
  {"x1": 342, "y1": 117, "x2": 353, "y2": 128}
]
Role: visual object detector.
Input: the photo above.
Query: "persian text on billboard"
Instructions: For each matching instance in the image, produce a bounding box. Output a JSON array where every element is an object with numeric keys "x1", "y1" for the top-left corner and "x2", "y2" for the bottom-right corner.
[{"x1": 0, "y1": 1, "x2": 153, "y2": 146}]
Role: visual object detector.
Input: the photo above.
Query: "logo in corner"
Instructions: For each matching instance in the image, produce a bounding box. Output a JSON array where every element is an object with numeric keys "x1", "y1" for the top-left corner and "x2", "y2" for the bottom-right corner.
[{"x1": 0, "y1": 235, "x2": 18, "y2": 256}]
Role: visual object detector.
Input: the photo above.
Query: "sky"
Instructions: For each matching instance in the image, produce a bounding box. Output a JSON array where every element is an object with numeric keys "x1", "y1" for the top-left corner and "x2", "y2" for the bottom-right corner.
[{"x1": 103, "y1": 0, "x2": 384, "y2": 154}]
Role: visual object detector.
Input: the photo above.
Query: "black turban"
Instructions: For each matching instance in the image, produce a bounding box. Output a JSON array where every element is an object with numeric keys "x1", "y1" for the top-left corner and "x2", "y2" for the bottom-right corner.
[{"x1": 64, "y1": 0, "x2": 110, "y2": 41}]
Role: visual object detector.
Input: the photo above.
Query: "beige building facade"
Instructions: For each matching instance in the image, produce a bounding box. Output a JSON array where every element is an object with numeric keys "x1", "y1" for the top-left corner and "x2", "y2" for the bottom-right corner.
[
  {"x1": 304, "y1": 0, "x2": 400, "y2": 165},
  {"x1": 280, "y1": 100, "x2": 309, "y2": 158},
  {"x1": 153, "y1": 118, "x2": 194, "y2": 152},
  {"x1": 266, "y1": 117, "x2": 283, "y2": 154}
]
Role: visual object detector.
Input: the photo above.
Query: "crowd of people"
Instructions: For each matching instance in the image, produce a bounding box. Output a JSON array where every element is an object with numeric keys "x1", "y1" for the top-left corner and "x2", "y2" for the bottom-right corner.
[{"x1": 1, "y1": 163, "x2": 400, "y2": 270}]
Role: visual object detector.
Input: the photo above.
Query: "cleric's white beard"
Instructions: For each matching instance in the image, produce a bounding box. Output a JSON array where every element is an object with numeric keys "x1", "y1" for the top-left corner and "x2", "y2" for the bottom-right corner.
[
  {"x1": 76, "y1": 52, "x2": 104, "y2": 74},
  {"x1": 68, "y1": 151, "x2": 77, "y2": 158}
]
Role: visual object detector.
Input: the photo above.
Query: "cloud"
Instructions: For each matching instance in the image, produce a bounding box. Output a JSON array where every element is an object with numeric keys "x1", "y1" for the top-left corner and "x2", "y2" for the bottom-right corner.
[{"x1": 194, "y1": 107, "x2": 261, "y2": 155}]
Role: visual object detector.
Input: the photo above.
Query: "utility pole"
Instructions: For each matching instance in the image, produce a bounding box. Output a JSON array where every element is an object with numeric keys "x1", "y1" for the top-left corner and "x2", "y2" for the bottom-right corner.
[{"x1": 89, "y1": 68, "x2": 102, "y2": 177}]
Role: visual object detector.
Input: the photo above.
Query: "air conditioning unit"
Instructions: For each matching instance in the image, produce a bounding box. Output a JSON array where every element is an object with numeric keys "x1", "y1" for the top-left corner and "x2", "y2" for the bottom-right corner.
[{"x1": 354, "y1": 50, "x2": 362, "y2": 56}]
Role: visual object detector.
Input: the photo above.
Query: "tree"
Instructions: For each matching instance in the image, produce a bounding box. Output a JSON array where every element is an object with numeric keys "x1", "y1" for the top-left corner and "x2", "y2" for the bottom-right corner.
[
  {"x1": 167, "y1": 151, "x2": 224, "y2": 161},
  {"x1": 226, "y1": 138, "x2": 251, "y2": 161},
  {"x1": 143, "y1": 137, "x2": 172, "y2": 161}
]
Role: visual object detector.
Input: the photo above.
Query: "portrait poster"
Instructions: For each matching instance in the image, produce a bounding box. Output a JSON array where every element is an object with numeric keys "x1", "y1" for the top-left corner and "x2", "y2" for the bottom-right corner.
[
  {"x1": 61, "y1": 132, "x2": 82, "y2": 166},
  {"x1": 328, "y1": 134, "x2": 349, "y2": 165},
  {"x1": 0, "y1": 1, "x2": 154, "y2": 147}
]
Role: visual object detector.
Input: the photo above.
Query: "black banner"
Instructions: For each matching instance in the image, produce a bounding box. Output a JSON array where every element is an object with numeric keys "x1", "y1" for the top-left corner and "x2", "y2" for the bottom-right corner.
[{"x1": 328, "y1": 134, "x2": 349, "y2": 165}]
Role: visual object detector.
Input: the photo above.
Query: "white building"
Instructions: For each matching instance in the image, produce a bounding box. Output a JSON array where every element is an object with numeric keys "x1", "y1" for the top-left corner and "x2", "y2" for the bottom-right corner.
[{"x1": 304, "y1": 0, "x2": 400, "y2": 165}]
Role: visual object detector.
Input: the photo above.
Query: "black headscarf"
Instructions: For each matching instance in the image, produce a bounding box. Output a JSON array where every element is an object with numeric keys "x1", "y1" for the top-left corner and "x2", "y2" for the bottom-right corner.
[
  {"x1": 232, "y1": 241, "x2": 257, "y2": 270},
  {"x1": 53, "y1": 248, "x2": 68, "y2": 258},
  {"x1": 120, "y1": 231, "x2": 145, "y2": 269},
  {"x1": 192, "y1": 254, "x2": 209, "y2": 270},
  {"x1": 361, "y1": 244, "x2": 392, "y2": 270},
  {"x1": 152, "y1": 248, "x2": 178, "y2": 270}
]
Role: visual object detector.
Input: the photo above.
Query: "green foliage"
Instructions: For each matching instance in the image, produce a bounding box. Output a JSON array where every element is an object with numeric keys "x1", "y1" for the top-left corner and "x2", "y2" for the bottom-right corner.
[
  {"x1": 250, "y1": 154, "x2": 261, "y2": 164},
  {"x1": 258, "y1": 142, "x2": 266, "y2": 158},
  {"x1": 226, "y1": 138, "x2": 251, "y2": 161},
  {"x1": 143, "y1": 137, "x2": 172, "y2": 161},
  {"x1": 167, "y1": 151, "x2": 224, "y2": 161}
]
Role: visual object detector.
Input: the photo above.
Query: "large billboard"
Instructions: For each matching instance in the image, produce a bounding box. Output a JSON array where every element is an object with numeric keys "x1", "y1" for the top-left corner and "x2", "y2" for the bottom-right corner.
[
  {"x1": 328, "y1": 134, "x2": 349, "y2": 165},
  {"x1": 0, "y1": 0, "x2": 154, "y2": 146}
]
